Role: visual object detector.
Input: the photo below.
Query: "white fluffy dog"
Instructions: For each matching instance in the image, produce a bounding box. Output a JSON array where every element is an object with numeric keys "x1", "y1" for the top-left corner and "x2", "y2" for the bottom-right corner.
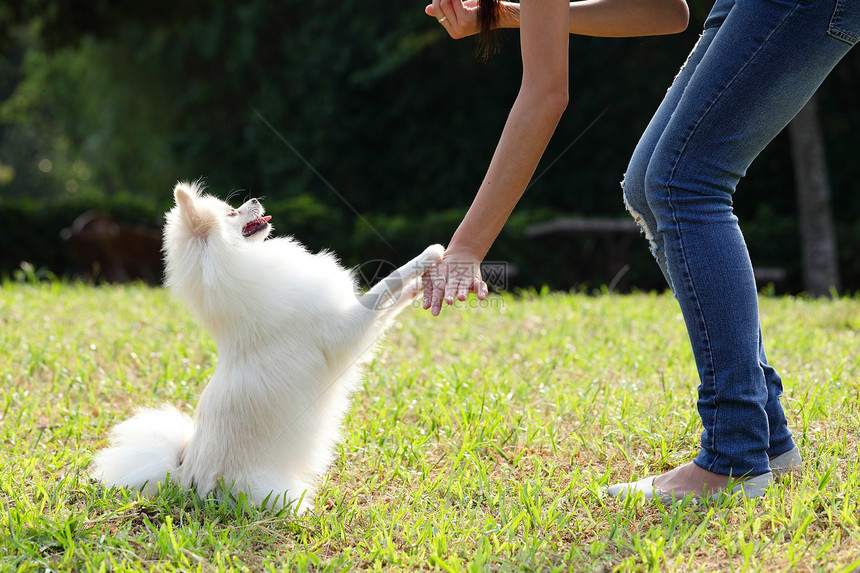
[{"x1": 90, "y1": 181, "x2": 443, "y2": 511}]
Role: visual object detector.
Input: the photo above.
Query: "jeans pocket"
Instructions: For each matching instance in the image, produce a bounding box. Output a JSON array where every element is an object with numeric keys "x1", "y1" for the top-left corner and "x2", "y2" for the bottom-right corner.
[{"x1": 829, "y1": 0, "x2": 860, "y2": 44}]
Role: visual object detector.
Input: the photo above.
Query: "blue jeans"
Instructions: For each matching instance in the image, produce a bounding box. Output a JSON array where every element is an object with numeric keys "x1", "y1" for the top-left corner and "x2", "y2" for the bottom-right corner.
[{"x1": 622, "y1": 0, "x2": 859, "y2": 476}]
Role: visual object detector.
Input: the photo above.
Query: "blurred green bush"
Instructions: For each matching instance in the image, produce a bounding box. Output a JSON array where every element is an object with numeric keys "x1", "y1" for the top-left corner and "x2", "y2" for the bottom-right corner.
[{"x1": 1, "y1": 0, "x2": 857, "y2": 291}]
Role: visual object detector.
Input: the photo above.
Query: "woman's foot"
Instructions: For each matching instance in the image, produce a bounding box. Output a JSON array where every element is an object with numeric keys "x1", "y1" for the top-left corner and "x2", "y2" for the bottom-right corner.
[
  {"x1": 654, "y1": 461, "x2": 736, "y2": 497},
  {"x1": 605, "y1": 461, "x2": 773, "y2": 502}
]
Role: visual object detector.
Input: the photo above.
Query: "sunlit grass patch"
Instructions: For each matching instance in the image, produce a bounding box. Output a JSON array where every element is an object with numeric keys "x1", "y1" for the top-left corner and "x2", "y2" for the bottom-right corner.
[{"x1": 2, "y1": 281, "x2": 858, "y2": 570}]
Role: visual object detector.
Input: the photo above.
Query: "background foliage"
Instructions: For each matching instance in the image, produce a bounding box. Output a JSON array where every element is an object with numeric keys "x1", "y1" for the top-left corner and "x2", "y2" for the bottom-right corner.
[{"x1": 1, "y1": 0, "x2": 859, "y2": 290}]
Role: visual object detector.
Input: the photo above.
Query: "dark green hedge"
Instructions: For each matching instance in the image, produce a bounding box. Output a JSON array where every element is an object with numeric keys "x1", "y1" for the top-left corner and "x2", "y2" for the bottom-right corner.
[
  {"x1": 2, "y1": 1, "x2": 858, "y2": 294},
  {"x1": 1, "y1": 194, "x2": 824, "y2": 294}
]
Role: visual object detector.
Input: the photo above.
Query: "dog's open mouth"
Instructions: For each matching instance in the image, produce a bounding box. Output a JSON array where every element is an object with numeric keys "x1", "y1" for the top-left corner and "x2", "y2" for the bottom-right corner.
[{"x1": 242, "y1": 216, "x2": 272, "y2": 237}]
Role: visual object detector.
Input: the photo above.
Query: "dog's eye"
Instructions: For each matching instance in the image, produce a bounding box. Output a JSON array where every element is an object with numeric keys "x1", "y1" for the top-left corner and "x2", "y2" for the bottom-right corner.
[{"x1": 227, "y1": 210, "x2": 238, "y2": 217}]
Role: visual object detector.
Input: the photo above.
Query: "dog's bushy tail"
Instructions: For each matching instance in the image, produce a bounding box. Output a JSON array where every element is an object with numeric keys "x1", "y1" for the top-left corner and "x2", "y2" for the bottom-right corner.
[{"x1": 90, "y1": 405, "x2": 194, "y2": 496}]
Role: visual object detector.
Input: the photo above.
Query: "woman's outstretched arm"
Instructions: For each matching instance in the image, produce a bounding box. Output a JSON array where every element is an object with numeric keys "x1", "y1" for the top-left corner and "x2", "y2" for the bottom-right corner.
[
  {"x1": 424, "y1": 0, "x2": 571, "y2": 315},
  {"x1": 427, "y1": 0, "x2": 689, "y2": 40}
]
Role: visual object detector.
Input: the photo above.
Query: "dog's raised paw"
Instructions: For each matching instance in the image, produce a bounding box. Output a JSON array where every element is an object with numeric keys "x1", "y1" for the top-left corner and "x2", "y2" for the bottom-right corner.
[{"x1": 422, "y1": 244, "x2": 445, "y2": 263}]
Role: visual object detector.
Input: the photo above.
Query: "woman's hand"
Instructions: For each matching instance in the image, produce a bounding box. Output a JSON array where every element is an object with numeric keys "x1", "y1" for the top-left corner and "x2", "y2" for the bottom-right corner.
[
  {"x1": 426, "y1": 0, "x2": 481, "y2": 39},
  {"x1": 422, "y1": 248, "x2": 489, "y2": 316}
]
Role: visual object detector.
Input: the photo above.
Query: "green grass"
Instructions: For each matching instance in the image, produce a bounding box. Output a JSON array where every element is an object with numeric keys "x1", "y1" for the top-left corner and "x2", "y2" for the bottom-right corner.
[{"x1": 2, "y1": 280, "x2": 859, "y2": 571}]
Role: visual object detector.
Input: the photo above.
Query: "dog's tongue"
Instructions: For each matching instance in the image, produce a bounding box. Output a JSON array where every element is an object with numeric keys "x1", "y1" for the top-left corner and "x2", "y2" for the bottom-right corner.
[{"x1": 242, "y1": 215, "x2": 273, "y2": 237}]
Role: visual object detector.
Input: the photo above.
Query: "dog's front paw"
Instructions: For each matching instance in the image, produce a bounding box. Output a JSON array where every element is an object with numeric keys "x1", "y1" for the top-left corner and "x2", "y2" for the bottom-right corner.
[
  {"x1": 421, "y1": 244, "x2": 445, "y2": 264},
  {"x1": 406, "y1": 244, "x2": 444, "y2": 280},
  {"x1": 404, "y1": 276, "x2": 424, "y2": 298}
]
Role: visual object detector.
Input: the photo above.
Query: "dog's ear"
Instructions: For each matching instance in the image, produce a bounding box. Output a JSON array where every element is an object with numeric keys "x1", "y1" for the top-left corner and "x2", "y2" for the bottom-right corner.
[
  {"x1": 174, "y1": 182, "x2": 197, "y2": 217},
  {"x1": 173, "y1": 181, "x2": 215, "y2": 239}
]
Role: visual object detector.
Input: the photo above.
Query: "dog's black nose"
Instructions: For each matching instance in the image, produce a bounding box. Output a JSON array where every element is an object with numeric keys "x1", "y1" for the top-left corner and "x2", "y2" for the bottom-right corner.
[{"x1": 250, "y1": 198, "x2": 259, "y2": 205}]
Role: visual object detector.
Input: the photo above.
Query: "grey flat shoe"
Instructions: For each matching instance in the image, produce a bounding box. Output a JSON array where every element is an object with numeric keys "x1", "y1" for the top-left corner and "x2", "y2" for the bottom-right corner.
[
  {"x1": 726, "y1": 471, "x2": 774, "y2": 499},
  {"x1": 769, "y1": 446, "x2": 802, "y2": 477},
  {"x1": 605, "y1": 476, "x2": 661, "y2": 501},
  {"x1": 604, "y1": 471, "x2": 774, "y2": 503}
]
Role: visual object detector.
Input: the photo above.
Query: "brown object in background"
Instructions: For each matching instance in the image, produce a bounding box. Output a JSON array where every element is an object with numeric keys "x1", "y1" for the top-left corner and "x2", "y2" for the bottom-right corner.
[{"x1": 61, "y1": 211, "x2": 162, "y2": 284}]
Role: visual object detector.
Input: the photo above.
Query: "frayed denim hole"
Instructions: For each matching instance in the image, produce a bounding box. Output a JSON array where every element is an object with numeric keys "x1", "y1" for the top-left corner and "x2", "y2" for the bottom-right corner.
[{"x1": 621, "y1": 177, "x2": 657, "y2": 255}]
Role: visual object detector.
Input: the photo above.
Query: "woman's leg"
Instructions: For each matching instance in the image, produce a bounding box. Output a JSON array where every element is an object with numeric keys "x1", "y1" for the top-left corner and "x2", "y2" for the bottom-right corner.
[
  {"x1": 642, "y1": 0, "x2": 856, "y2": 478},
  {"x1": 620, "y1": 0, "x2": 858, "y2": 494},
  {"x1": 622, "y1": 26, "x2": 710, "y2": 289}
]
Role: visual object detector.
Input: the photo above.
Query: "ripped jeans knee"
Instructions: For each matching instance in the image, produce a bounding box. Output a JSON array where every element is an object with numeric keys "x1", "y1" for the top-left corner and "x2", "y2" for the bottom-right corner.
[
  {"x1": 621, "y1": 174, "x2": 674, "y2": 290},
  {"x1": 621, "y1": 175, "x2": 657, "y2": 255}
]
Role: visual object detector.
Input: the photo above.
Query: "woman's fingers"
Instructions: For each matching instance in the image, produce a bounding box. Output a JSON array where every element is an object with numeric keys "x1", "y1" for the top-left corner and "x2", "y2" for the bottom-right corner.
[
  {"x1": 422, "y1": 254, "x2": 487, "y2": 315},
  {"x1": 435, "y1": 0, "x2": 453, "y2": 26},
  {"x1": 422, "y1": 269, "x2": 435, "y2": 310},
  {"x1": 456, "y1": 278, "x2": 488, "y2": 303},
  {"x1": 449, "y1": 0, "x2": 470, "y2": 26},
  {"x1": 476, "y1": 279, "x2": 489, "y2": 300},
  {"x1": 427, "y1": 0, "x2": 479, "y2": 39},
  {"x1": 421, "y1": 260, "x2": 449, "y2": 315},
  {"x1": 431, "y1": 272, "x2": 448, "y2": 316}
]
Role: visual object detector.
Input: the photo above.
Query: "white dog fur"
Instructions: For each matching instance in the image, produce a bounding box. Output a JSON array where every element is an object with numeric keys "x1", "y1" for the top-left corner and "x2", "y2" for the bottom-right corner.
[{"x1": 90, "y1": 181, "x2": 443, "y2": 512}]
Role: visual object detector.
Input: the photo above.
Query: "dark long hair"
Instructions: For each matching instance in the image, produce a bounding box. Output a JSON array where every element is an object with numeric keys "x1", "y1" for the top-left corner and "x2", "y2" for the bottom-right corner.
[{"x1": 477, "y1": 0, "x2": 502, "y2": 60}]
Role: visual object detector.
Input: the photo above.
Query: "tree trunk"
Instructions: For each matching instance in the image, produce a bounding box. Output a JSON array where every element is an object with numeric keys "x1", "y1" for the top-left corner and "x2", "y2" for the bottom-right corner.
[{"x1": 788, "y1": 92, "x2": 841, "y2": 297}]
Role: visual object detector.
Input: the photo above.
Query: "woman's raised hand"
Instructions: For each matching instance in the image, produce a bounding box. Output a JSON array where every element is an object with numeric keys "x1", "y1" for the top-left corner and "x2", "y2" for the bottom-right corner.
[{"x1": 426, "y1": 0, "x2": 481, "y2": 39}]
